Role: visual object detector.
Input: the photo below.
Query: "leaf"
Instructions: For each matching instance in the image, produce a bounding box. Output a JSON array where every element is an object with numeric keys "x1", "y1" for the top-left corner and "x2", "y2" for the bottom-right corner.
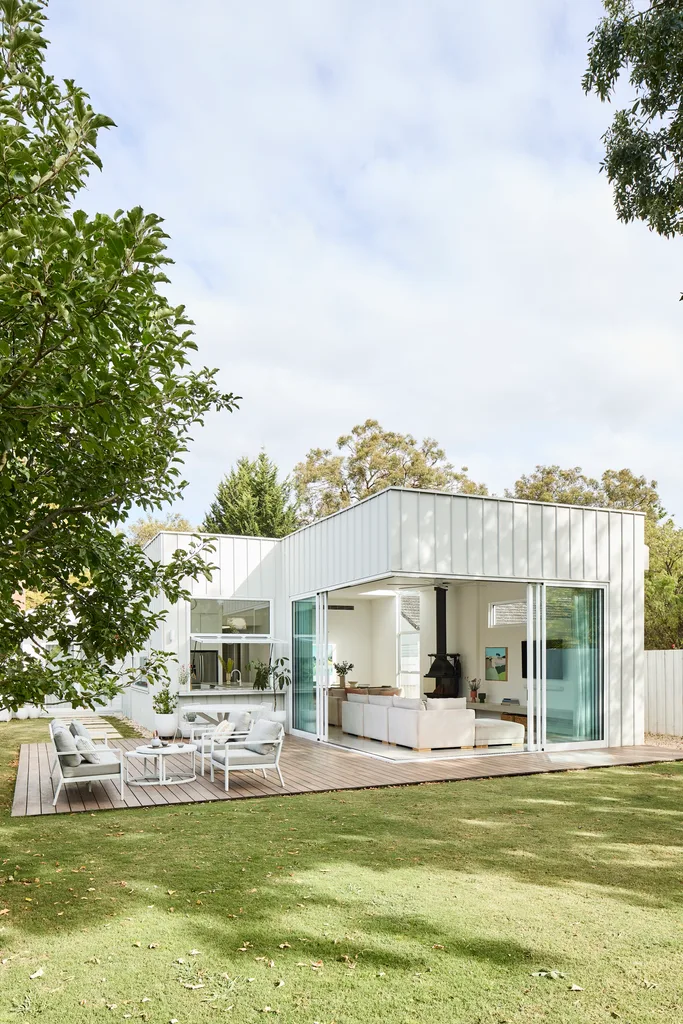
[
  {"x1": 29, "y1": 968, "x2": 44, "y2": 979},
  {"x1": 188, "y1": 949, "x2": 201, "y2": 956},
  {"x1": 0, "y1": 909, "x2": 9, "y2": 916},
  {"x1": 277, "y1": 943, "x2": 290, "y2": 949},
  {"x1": 570, "y1": 984, "x2": 584, "y2": 991}
]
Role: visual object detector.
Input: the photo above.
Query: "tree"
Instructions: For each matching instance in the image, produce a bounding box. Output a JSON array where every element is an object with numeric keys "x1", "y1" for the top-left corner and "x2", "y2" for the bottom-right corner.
[
  {"x1": 127, "y1": 512, "x2": 195, "y2": 548},
  {"x1": 507, "y1": 466, "x2": 602, "y2": 506},
  {"x1": 0, "y1": 2, "x2": 236, "y2": 711},
  {"x1": 644, "y1": 518, "x2": 683, "y2": 647},
  {"x1": 293, "y1": 419, "x2": 487, "y2": 523},
  {"x1": 202, "y1": 452, "x2": 298, "y2": 538},
  {"x1": 509, "y1": 465, "x2": 664, "y2": 520},
  {"x1": 584, "y1": 2, "x2": 683, "y2": 247}
]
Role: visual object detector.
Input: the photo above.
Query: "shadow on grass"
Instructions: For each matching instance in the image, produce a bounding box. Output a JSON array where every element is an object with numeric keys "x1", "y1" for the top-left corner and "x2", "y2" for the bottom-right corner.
[{"x1": 2, "y1": 720, "x2": 683, "y2": 962}]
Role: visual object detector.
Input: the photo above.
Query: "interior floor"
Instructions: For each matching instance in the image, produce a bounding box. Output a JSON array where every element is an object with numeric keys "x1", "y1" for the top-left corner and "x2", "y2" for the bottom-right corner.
[{"x1": 326, "y1": 726, "x2": 528, "y2": 762}]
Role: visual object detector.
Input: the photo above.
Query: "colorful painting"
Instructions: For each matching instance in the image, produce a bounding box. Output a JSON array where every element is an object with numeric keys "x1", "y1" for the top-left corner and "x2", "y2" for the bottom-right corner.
[{"x1": 485, "y1": 646, "x2": 508, "y2": 682}]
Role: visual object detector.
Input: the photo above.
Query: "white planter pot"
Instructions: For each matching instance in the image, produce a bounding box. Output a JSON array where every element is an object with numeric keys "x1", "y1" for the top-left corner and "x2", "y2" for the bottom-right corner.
[
  {"x1": 15, "y1": 707, "x2": 29, "y2": 720},
  {"x1": 27, "y1": 705, "x2": 41, "y2": 719},
  {"x1": 154, "y1": 713, "x2": 177, "y2": 738},
  {"x1": 0, "y1": 709, "x2": 12, "y2": 722}
]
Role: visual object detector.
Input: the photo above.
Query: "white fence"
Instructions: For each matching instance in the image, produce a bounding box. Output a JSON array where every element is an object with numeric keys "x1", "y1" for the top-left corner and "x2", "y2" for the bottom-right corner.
[{"x1": 645, "y1": 650, "x2": 683, "y2": 737}]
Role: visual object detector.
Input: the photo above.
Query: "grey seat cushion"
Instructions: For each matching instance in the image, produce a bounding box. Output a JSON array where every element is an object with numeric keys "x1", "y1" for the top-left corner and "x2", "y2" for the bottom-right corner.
[
  {"x1": 69, "y1": 720, "x2": 92, "y2": 741},
  {"x1": 53, "y1": 728, "x2": 82, "y2": 768},
  {"x1": 62, "y1": 749, "x2": 121, "y2": 778},
  {"x1": 212, "y1": 749, "x2": 267, "y2": 767},
  {"x1": 245, "y1": 719, "x2": 281, "y2": 755}
]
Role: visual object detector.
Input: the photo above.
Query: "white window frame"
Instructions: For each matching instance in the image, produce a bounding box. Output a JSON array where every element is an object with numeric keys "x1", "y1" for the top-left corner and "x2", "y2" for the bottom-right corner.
[
  {"x1": 488, "y1": 598, "x2": 528, "y2": 628},
  {"x1": 396, "y1": 593, "x2": 421, "y2": 699}
]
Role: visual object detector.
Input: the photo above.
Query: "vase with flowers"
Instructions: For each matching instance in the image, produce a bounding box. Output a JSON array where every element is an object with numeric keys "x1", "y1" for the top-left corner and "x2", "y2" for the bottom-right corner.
[{"x1": 468, "y1": 677, "x2": 481, "y2": 702}]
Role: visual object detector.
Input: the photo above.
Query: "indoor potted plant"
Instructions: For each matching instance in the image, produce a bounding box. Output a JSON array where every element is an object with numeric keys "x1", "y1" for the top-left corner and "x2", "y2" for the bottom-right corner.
[
  {"x1": 468, "y1": 678, "x2": 481, "y2": 702},
  {"x1": 152, "y1": 680, "x2": 179, "y2": 738},
  {"x1": 334, "y1": 660, "x2": 354, "y2": 688}
]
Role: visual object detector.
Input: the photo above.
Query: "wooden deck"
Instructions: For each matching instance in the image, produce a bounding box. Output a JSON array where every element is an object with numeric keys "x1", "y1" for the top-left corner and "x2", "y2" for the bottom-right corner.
[{"x1": 11, "y1": 737, "x2": 683, "y2": 817}]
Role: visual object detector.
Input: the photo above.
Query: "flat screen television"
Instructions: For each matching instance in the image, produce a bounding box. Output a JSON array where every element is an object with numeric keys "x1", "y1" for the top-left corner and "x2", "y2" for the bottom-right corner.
[{"x1": 521, "y1": 641, "x2": 564, "y2": 680}]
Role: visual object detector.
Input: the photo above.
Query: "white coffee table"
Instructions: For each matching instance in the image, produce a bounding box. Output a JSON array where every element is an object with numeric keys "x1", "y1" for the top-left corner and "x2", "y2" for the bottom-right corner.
[{"x1": 125, "y1": 743, "x2": 197, "y2": 787}]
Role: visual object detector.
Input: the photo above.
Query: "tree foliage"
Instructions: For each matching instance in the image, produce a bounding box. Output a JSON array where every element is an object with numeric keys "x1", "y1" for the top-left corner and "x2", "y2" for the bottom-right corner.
[
  {"x1": 202, "y1": 452, "x2": 298, "y2": 538},
  {"x1": 127, "y1": 512, "x2": 195, "y2": 548},
  {"x1": 0, "y1": 1, "x2": 235, "y2": 711},
  {"x1": 509, "y1": 465, "x2": 664, "y2": 520},
  {"x1": 293, "y1": 419, "x2": 487, "y2": 523},
  {"x1": 584, "y1": 1, "x2": 683, "y2": 245}
]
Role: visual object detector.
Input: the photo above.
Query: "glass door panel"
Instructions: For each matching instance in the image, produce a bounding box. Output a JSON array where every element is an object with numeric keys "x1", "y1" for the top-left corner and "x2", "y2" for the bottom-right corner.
[
  {"x1": 545, "y1": 587, "x2": 604, "y2": 743},
  {"x1": 292, "y1": 597, "x2": 317, "y2": 734}
]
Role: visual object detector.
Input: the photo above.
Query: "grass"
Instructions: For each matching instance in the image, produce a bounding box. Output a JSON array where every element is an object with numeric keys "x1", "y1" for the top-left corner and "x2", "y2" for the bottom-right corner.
[
  {"x1": 101, "y1": 716, "x2": 144, "y2": 739},
  {"x1": 1, "y1": 720, "x2": 683, "y2": 1023}
]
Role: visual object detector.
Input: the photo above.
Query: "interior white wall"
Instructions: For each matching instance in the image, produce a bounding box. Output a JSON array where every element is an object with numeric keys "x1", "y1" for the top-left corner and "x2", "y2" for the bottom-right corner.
[
  {"x1": 327, "y1": 603, "x2": 373, "y2": 687},
  {"x1": 327, "y1": 596, "x2": 398, "y2": 689},
  {"x1": 371, "y1": 597, "x2": 398, "y2": 688},
  {"x1": 453, "y1": 582, "x2": 528, "y2": 704}
]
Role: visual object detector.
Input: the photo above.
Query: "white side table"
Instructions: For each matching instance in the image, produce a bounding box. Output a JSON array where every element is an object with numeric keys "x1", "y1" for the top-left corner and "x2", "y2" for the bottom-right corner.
[{"x1": 125, "y1": 743, "x2": 197, "y2": 787}]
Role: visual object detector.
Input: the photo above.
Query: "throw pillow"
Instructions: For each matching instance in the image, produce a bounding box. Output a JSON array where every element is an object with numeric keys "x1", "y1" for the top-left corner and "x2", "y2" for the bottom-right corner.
[
  {"x1": 69, "y1": 720, "x2": 92, "y2": 741},
  {"x1": 392, "y1": 696, "x2": 425, "y2": 710},
  {"x1": 228, "y1": 710, "x2": 251, "y2": 734},
  {"x1": 53, "y1": 728, "x2": 82, "y2": 768},
  {"x1": 214, "y1": 720, "x2": 236, "y2": 739},
  {"x1": 347, "y1": 693, "x2": 369, "y2": 704},
  {"x1": 245, "y1": 719, "x2": 281, "y2": 756},
  {"x1": 425, "y1": 697, "x2": 467, "y2": 711},
  {"x1": 74, "y1": 736, "x2": 101, "y2": 764}
]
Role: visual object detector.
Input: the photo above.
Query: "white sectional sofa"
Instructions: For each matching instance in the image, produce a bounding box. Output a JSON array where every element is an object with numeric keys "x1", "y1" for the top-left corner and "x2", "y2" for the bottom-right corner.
[{"x1": 342, "y1": 694, "x2": 476, "y2": 752}]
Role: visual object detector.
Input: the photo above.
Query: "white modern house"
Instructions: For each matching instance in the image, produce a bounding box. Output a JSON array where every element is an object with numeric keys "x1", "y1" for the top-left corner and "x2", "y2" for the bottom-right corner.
[{"x1": 121, "y1": 487, "x2": 645, "y2": 761}]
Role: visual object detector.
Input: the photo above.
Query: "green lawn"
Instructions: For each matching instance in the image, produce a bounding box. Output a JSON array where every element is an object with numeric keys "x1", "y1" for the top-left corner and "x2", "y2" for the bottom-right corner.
[{"x1": 1, "y1": 720, "x2": 682, "y2": 1023}]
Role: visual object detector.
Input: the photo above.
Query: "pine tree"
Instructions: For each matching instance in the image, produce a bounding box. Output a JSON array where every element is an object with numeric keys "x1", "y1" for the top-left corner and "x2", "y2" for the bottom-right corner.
[{"x1": 202, "y1": 453, "x2": 298, "y2": 538}]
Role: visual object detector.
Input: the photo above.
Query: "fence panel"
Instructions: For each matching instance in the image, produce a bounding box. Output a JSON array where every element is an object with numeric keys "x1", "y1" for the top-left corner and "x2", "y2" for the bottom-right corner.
[{"x1": 645, "y1": 650, "x2": 683, "y2": 736}]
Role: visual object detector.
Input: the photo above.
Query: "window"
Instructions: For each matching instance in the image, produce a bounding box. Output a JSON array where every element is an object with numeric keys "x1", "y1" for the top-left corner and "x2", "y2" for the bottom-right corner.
[
  {"x1": 190, "y1": 598, "x2": 271, "y2": 637},
  {"x1": 398, "y1": 593, "x2": 421, "y2": 699},
  {"x1": 133, "y1": 655, "x2": 149, "y2": 689},
  {"x1": 489, "y1": 600, "x2": 527, "y2": 627}
]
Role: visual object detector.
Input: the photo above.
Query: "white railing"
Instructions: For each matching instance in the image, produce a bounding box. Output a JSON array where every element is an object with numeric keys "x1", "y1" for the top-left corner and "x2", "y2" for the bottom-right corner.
[{"x1": 645, "y1": 650, "x2": 683, "y2": 737}]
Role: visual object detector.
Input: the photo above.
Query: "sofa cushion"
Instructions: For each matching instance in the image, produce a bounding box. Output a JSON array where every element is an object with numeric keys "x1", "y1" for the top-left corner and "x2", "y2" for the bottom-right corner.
[
  {"x1": 212, "y1": 749, "x2": 268, "y2": 767},
  {"x1": 392, "y1": 696, "x2": 424, "y2": 710},
  {"x1": 53, "y1": 728, "x2": 82, "y2": 768},
  {"x1": 347, "y1": 692, "x2": 369, "y2": 704},
  {"x1": 62, "y1": 749, "x2": 121, "y2": 778},
  {"x1": 74, "y1": 736, "x2": 101, "y2": 764},
  {"x1": 245, "y1": 719, "x2": 281, "y2": 755},
  {"x1": 368, "y1": 694, "x2": 394, "y2": 706},
  {"x1": 425, "y1": 697, "x2": 467, "y2": 711},
  {"x1": 69, "y1": 720, "x2": 92, "y2": 741}
]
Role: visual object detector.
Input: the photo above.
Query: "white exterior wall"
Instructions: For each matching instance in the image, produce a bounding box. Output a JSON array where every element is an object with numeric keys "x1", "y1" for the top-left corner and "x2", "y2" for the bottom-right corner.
[
  {"x1": 645, "y1": 650, "x2": 683, "y2": 737},
  {"x1": 131, "y1": 488, "x2": 645, "y2": 749}
]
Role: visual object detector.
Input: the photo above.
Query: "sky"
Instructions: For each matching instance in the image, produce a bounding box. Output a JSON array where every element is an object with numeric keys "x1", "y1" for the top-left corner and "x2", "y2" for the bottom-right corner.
[{"x1": 44, "y1": 0, "x2": 683, "y2": 523}]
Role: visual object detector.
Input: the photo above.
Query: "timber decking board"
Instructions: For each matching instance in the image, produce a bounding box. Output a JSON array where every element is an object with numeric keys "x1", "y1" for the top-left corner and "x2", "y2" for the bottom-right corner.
[{"x1": 11, "y1": 737, "x2": 683, "y2": 817}]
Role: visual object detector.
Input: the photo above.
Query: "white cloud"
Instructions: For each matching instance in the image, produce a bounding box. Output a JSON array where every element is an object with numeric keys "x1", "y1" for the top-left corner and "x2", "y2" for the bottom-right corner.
[{"x1": 44, "y1": 0, "x2": 683, "y2": 520}]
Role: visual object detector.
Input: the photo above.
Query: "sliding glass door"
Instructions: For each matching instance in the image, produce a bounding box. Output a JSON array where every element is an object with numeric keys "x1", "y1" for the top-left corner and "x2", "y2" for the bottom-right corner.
[
  {"x1": 545, "y1": 587, "x2": 604, "y2": 743},
  {"x1": 292, "y1": 598, "x2": 316, "y2": 734},
  {"x1": 526, "y1": 584, "x2": 605, "y2": 749},
  {"x1": 291, "y1": 593, "x2": 329, "y2": 740}
]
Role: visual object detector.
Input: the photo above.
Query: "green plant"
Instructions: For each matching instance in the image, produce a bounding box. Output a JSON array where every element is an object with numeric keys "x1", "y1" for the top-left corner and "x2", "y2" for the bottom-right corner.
[
  {"x1": 248, "y1": 656, "x2": 291, "y2": 708},
  {"x1": 152, "y1": 680, "x2": 178, "y2": 715},
  {"x1": 217, "y1": 655, "x2": 234, "y2": 682},
  {"x1": 177, "y1": 663, "x2": 190, "y2": 689},
  {"x1": 468, "y1": 678, "x2": 481, "y2": 693},
  {"x1": 0, "y1": 2, "x2": 237, "y2": 713},
  {"x1": 249, "y1": 660, "x2": 271, "y2": 691},
  {"x1": 334, "y1": 661, "x2": 354, "y2": 678}
]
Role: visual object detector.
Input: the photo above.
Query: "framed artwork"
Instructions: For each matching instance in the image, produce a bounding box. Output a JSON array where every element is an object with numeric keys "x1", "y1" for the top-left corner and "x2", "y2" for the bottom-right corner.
[{"x1": 485, "y1": 646, "x2": 508, "y2": 682}]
